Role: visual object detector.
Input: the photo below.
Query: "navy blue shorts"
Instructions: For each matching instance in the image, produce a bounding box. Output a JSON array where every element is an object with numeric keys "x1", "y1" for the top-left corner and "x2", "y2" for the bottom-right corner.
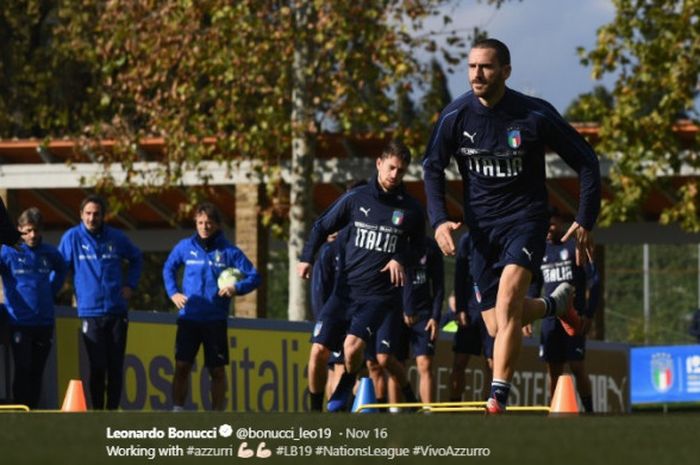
[
  {"x1": 327, "y1": 348, "x2": 344, "y2": 367},
  {"x1": 453, "y1": 312, "x2": 494, "y2": 358},
  {"x1": 175, "y1": 319, "x2": 229, "y2": 367},
  {"x1": 312, "y1": 294, "x2": 395, "y2": 352},
  {"x1": 470, "y1": 219, "x2": 549, "y2": 311},
  {"x1": 538, "y1": 316, "x2": 586, "y2": 363},
  {"x1": 312, "y1": 294, "x2": 351, "y2": 352},
  {"x1": 394, "y1": 314, "x2": 436, "y2": 360},
  {"x1": 365, "y1": 305, "x2": 403, "y2": 361}
]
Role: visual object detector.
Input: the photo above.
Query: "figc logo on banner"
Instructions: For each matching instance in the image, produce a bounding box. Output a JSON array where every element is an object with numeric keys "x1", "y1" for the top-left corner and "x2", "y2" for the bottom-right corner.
[{"x1": 651, "y1": 353, "x2": 674, "y2": 393}]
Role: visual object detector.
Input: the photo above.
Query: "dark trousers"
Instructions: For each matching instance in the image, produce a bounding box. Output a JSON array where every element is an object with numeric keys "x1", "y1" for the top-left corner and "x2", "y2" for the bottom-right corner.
[
  {"x1": 81, "y1": 315, "x2": 128, "y2": 410},
  {"x1": 10, "y1": 325, "x2": 53, "y2": 409}
]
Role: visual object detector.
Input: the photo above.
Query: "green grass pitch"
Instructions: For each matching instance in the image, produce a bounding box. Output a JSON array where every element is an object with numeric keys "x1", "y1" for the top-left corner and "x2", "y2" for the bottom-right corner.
[{"x1": 1, "y1": 411, "x2": 697, "y2": 464}]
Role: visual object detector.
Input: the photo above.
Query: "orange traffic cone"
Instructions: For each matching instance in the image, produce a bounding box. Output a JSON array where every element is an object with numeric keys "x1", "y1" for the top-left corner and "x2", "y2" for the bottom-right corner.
[
  {"x1": 61, "y1": 379, "x2": 87, "y2": 412},
  {"x1": 549, "y1": 374, "x2": 579, "y2": 415}
]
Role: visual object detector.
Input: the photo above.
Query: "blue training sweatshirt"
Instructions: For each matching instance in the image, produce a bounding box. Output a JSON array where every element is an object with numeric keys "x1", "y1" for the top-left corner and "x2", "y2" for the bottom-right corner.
[
  {"x1": 402, "y1": 237, "x2": 444, "y2": 320},
  {"x1": 422, "y1": 88, "x2": 601, "y2": 231},
  {"x1": 299, "y1": 177, "x2": 426, "y2": 299},
  {"x1": 162, "y1": 232, "x2": 261, "y2": 321},
  {"x1": 58, "y1": 223, "x2": 143, "y2": 317},
  {"x1": 0, "y1": 242, "x2": 67, "y2": 326}
]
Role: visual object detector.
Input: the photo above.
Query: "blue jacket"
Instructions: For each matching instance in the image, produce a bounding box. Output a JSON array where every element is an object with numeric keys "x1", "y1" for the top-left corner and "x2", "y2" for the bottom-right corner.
[
  {"x1": 300, "y1": 177, "x2": 426, "y2": 299},
  {"x1": 162, "y1": 232, "x2": 261, "y2": 321},
  {"x1": 58, "y1": 223, "x2": 142, "y2": 317},
  {"x1": 423, "y1": 88, "x2": 601, "y2": 231},
  {"x1": 0, "y1": 242, "x2": 67, "y2": 326}
]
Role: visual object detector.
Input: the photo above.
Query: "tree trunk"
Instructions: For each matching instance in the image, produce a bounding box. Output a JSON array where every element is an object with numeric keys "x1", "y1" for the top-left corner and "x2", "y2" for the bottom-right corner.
[{"x1": 287, "y1": 3, "x2": 314, "y2": 321}]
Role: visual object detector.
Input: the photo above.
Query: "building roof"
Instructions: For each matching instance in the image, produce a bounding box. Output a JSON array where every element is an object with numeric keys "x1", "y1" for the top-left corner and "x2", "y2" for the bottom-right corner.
[{"x1": 1, "y1": 124, "x2": 698, "y2": 244}]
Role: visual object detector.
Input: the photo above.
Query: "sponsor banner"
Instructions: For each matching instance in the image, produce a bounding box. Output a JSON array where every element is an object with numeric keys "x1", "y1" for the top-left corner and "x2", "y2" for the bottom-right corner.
[
  {"x1": 630, "y1": 344, "x2": 700, "y2": 404},
  {"x1": 50, "y1": 308, "x2": 629, "y2": 412},
  {"x1": 427, "y1": 335, "x2": 629, "y2": 413}
]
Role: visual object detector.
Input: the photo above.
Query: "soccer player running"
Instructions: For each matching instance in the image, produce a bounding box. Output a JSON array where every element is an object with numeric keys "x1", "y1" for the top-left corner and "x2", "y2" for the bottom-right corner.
[
  {"x1": 399, "y1": 236, "x2": 444, "y2": 403},
  {"x1": 298, "y1": 140, "x2": 425, "y2": 412},
  {"x1": 422, "y1": 38, "x2": 601, "y2": 413},
  {"x1": 163, "y1": 202, "x2": 261, "y2": 411},
  {"x1": 532, "y1": 209, "x2": 601, "y2": 413},
  {"x1": 309, "y1": 231, "x2": 347, "y2": 402},
  {"x1": 58, "y1": 195, "x2": 143, "y2": 410},
  {"x1": 449, "y1": 232, "x2": 494, "y2": 403},
  {"x1": 0, "y1": 208, "x2": 67, "y2": 408}
]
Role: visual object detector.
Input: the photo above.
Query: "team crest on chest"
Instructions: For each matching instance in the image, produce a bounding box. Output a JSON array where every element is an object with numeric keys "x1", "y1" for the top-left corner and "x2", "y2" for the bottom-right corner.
[
  {"x1": 559, "y1": 249, "x2": 569, "y2": 261},
  {"x1": 507, "y1": 128, "x2": 522, "y2": 149},
  {"x1": 392, "y1": 210, "x2": 404, "y2": 226}
]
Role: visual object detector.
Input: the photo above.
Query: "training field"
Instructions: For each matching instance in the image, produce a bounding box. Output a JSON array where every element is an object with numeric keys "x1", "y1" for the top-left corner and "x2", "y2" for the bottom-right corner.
[{"x1": 0, "y1": 411, "x2": 697, "y2": 465}]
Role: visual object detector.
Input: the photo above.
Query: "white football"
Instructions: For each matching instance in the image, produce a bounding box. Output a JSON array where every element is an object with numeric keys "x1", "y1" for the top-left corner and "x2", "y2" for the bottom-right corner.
[{"x1": 217, "y1": 267, "x2": 244, "y2": 290}]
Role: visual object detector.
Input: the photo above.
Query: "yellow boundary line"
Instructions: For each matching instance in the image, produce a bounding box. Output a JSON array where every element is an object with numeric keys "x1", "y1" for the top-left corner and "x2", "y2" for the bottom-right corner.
[
  {"x1": 0, "y1": 404, "x2": 30, "y2": 412},
  {"x1": 355, "y1": 402, "x2": 551, "y2": 413}
]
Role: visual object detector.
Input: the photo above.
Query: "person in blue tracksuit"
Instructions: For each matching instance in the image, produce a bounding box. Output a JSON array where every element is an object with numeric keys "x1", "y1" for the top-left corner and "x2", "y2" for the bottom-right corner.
[
  {"x1": 422, "y1": 38, "x2": 601, "y2": 413},
  {"x1": 396, "y1": 236, "x2": 444, "y2": 403},
  {"x1": 530, "y1": 209, "x2": 600, "y2": 413},
  {"x1": 449, "y1": 232, "x2": 494, "y2": 403},
  {"x1": 58, "y1": 195, "x2": 142, "y2": 410},
  {"x1": 298, "y1": 140, "x2": 426, "y2": 412},
  {"x1": 0, "y1": 208, "x2": 66, "y2": 408},
  {"x1": 163, "y1": 202, "x2": 260, "y2": 411}
]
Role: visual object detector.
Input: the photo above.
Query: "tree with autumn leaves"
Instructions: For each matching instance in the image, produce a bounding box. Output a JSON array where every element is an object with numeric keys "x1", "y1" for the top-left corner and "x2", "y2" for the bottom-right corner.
[
  {"x1": 580, "y1": 0, "x2": 700, "y2": 230},
  {"x1": 2, "y1": 0, "x2": 483, "y2": 319},
  {"x1": 5, "y1": 0, "x2": 700, "y2": 321}
]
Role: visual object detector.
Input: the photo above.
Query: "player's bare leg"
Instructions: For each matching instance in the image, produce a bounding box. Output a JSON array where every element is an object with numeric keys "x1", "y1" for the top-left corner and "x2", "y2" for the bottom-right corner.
[
  {"x1": 326, "y1": 335, "x2": 365, "y2": 412},
  {"x1": 449, "y1": 353, "x2": 470, "y2": 401},
  {"x1": 366, "y1": 359, "x2": 387, "y2": 403},
  {"x1": 378, "y1": 353, "x2": 418, "y2": 407},
  {"x1": 307, "y1": 343, "x2": 331, "y2": 411},
  {"x1": 569, "y1": 360, "x2": 594, "y2": 412},
  {"x1": 172, "y1": 360, "x2": 193, "y2": 411},
  {"x1": 483, "y1": 264, "x2": 530, "y2": 413},
  {"x1": 210, "y1": 366, "x2": 226, "y2": 411},
  {"x1": 416, "y1": 355, "x2": 434, "y2": 403}
]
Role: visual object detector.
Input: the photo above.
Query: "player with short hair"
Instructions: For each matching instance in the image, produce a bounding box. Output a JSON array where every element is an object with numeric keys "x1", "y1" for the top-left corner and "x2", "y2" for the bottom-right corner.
[
  {"x1": 396, "y1": 236, "x2": 444, "y2": 403},
  {"x1": 530, "y1": 209, "x2": 600, "y2": 413},
  {"x1": 163, "y1": 202, "x2": 261, "y2": 411},
  {"x1": 422, "y1": 38, "x2": 601, "y2": 413},
  {"x1": 0, "y1": 207, "x2": 66, "y2": 408},
  {"x1": 298, "y1": 140, "x2": 425, "y2": 412}
]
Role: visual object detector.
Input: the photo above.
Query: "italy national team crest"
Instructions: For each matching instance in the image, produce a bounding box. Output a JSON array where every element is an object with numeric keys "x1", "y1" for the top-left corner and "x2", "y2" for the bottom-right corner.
[
  {"x1": 560, "y1": 249, "x2": 569, "y2": 261},
  {"x1": 392, "y1": 210, "x2": 404, "y2": 226},
  {"x1": 651, "y1": 352, "x2": 674, "y2": 393},
  {"x1": 507, "y1": 129, "x2": 522, "y2": 149}
]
